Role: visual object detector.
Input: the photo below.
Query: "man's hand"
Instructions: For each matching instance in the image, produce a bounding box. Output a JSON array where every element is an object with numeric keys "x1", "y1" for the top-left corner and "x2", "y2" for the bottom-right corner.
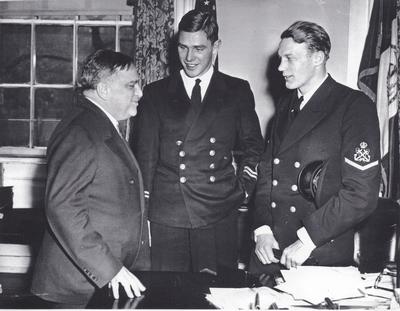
[
  {"x1": 280, "y1": 239, "x2": 313, "y2": 269},
  {"x1": 255, "y1": 233, "x2": 280, "y2": 264},
  {"x1": 109, "y1": 266, "x2": 146, "y2": 299}
]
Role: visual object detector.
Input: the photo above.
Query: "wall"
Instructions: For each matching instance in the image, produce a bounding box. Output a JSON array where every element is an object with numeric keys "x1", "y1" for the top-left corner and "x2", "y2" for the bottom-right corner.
[{"x1": 217, "y1": 0, "x2": 365, "y2": 135}]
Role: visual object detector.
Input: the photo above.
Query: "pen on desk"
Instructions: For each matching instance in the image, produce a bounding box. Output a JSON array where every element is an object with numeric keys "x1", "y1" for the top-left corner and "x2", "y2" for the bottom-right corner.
[
  {"x1": 324, "y1": 297, "x2": 338, "y2": 309},
  {"x1": 254, "y1": 292, "x2": 260, "y2": 310}
]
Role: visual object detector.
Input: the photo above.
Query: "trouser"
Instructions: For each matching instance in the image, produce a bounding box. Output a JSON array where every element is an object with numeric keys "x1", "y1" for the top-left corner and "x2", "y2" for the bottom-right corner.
[{"x1": 150, "y1": 210, "x2": 239, "y2": 273}]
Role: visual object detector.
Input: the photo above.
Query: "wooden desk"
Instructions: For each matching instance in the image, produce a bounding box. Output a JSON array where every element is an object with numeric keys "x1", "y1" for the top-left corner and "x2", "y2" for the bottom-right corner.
[{"x1": 0, "y1": 269, "x2": 262, "y2": 309}]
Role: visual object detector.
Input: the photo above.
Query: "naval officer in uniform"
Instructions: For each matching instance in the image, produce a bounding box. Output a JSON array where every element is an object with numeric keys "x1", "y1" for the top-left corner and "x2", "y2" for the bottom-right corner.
[
  {"x1": 250, "y1": 21, "x2": 380, "y2": 272},
  {"x1": 133, "y1": 9, "x2": 263, "y2": 273}
]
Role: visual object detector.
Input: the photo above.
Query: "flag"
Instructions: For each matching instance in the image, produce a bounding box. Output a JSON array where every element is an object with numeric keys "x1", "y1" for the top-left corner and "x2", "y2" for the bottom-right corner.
[
  {"x1": 195, "y1": 0, "x2": 218, "y2": 69},
  {"x1": 195, "y1": 0, "x2": 217, "y2": 17},
  {"x1": 358, "y1": 0, "x2": 400, "y2": 200}
]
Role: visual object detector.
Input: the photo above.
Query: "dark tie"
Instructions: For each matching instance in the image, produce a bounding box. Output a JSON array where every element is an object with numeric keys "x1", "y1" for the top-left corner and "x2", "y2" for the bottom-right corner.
[
  {"x1": 288, "y1": 95, "x2": 303, "y2": 125},
  {"x1": 191, "y1": 78, "x2": 202, "y2": 108}
]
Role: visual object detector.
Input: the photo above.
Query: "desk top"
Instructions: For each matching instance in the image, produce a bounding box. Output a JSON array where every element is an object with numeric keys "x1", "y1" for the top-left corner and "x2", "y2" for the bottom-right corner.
[{"x1": 0, "y1": 270, "x2": 262, "y2": 309}]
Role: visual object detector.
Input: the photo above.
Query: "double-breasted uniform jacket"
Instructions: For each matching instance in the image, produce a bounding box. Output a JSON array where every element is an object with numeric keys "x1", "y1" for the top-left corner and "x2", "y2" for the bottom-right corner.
[
  {"x1": 253, "y1": 76, "x2": 381, "y2": 265},
  {"x1": 31, "y1": 97, "x2": 150, "y2": 304},
  {"x1": 133, "y1": 70, "x2": 264, "y2": 228}
]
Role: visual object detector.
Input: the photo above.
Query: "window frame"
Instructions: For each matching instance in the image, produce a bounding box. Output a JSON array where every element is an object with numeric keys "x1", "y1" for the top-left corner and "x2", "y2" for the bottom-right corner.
[{"x1": 0, "y1": 16, "x2": 132, "y2": 158}]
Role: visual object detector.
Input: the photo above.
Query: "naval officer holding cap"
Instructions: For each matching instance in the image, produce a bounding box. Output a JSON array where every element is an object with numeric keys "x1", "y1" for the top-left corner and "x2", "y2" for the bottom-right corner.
[{"x1": 250, "y1": 21, "x2": 380, "y2": 272}]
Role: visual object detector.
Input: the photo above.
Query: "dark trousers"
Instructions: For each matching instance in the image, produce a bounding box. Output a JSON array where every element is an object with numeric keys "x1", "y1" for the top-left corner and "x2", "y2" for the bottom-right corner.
[{"x1": 150, "y1": 210, "x2": 239, "y2": 273}]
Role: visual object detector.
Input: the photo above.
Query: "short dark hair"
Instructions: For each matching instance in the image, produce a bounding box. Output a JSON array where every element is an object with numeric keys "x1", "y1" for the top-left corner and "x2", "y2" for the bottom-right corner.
[
  {"x1": 78, "y1": 49, "x2": 135, "y2": 92},
  {"x1": 178, "y1": 9, "x2": 218, "y2": 43},
  {"x1": 281, "y1": 21, "x2": 331, "y2": 60}
]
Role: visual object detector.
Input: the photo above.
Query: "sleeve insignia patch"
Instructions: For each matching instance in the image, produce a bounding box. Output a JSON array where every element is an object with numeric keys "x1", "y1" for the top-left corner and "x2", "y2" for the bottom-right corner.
[{"x1": 354, "y1": 142, "x2": 370, "y2": 163}]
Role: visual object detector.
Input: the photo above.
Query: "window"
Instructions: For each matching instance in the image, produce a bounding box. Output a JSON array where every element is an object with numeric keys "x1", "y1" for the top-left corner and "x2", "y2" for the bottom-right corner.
[{"x1": 0, "y1": 16, "x2": 133, "y2": 156}]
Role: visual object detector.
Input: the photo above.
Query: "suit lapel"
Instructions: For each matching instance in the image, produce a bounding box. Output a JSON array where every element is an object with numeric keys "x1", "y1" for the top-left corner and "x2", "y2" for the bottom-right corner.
[
  {"x1": 184, "y1": 71, "x2": 225, "y2": 141},
  {"x1": 167, "y1": 73, "x2": 192, "y2": 131},
  {"x1": 278, "y1": 76, "x2": 337, "y2": 154},
  {"x1": 105, "y1": 133, "x2": 145, "y2": 212}
]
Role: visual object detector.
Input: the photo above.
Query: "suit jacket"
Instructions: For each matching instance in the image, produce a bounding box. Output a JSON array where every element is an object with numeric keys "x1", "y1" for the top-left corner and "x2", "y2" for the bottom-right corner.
[
  {"x1": 253, "y1": 76, "x2": 380, "y2": 265},
  {"x1": 133, "y1": 70, "x2": 264, "y2": 228},
  {"x1": 31, "y1": 97, "x2": 150, "y2": 304}
]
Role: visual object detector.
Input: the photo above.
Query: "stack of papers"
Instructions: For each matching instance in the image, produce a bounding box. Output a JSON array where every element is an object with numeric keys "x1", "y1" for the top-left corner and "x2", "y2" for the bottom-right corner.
[
  {"x1": 206, "y1": 287, "x2": 295, "y2": 309},
  {"x1": 276, "y1": 266, "x2": 365, "y2": 304}
]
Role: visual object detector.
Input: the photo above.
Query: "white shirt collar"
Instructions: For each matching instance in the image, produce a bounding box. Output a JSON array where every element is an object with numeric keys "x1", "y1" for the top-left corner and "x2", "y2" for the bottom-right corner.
[
  {"x1": 85, "y1": 96, "x2": 120, "y2": 134},
  {"x1": 180, "y1": 65, "x2": 214, "y2": 101},
  {"x1": 297, "y1": 73, "x2": 329, "y2": 110}
]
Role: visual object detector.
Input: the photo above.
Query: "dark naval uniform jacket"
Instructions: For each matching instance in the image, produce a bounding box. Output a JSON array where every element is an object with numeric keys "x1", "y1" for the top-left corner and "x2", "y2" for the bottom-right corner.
[
  {"x1": 252, "y1": 75, "x2": 380, "y2": 266},
  {"x1": 133, "y1": 70, "x2": 264, "y2": 228},
  {"x1": 31, "y1": 97, "x2": 150, "y2": 304}
]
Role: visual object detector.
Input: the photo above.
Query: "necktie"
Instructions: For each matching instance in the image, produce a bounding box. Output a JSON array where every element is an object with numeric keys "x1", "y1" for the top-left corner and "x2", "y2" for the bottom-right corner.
[
  {"x1": 288, "y1": 95, "x2": 303, "y2": 125},
  {"x1": 191, "y1": 78, "x2": 202, "y2": 108}
]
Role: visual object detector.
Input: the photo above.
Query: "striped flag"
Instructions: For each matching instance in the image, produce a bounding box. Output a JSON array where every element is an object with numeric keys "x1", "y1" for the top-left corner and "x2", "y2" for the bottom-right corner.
[
  {"x1": 195, "y1": 0, "x2": 217, "y2": 17},
  {"x1": 195, "y1": 0, "x2": 218, "y2": 69},
  {"x1": 358, "y1": 0, "x2": 400, "y2": 200}
]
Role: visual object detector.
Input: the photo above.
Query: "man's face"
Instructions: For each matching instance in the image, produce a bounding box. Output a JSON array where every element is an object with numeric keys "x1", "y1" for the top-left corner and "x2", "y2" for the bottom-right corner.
[
  {"x1": 178, "y1": 30, "x2": 219, "y2": 78},
  {"x1": 106, "y1": 66, "x2": 142, "y2": 121},
  {"x1": 278, "y1": 37, "x2": 319, "y2": 94}
]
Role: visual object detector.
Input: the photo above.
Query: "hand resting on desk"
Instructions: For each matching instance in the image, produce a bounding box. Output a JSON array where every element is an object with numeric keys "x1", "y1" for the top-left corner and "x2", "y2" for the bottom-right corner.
[{"x1": 109, "y1": 266, "x2": 146, "y2": 299}]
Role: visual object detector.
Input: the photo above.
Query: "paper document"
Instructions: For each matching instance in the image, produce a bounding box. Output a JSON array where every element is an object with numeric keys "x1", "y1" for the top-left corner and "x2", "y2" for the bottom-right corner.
[
  {"x1": 276, "y1": 266, "x2": 365, "y2": 305},
  {"x1": 206, "y1": 286, "x2": 295, "y2": 309}
]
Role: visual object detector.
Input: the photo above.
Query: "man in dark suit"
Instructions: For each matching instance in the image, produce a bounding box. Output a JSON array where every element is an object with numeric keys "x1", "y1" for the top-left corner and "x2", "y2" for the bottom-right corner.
[
  {"x1": 133, "y1": 9, "x2": 264, "y2": 273},
  {"x1": 31, "y1": 49, "x2": 150, "y2": 307},
  {"x1": 250, "y1": 21, "x2": 380, "y2": 272}
]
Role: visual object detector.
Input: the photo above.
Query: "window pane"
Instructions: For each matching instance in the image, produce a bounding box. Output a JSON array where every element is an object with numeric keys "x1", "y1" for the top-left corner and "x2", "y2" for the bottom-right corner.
[
  {"x1": 0, "y1": 24, "x2": 31, "y2": 83},
  {"x1": 78, "y1": 26, "x2": 116, "y2": 71},
  {"x1": 34, "y1": 120, "x2": 59, "y2": 147},
  {"x1": 120, "y1": 26, "x2": 134, "y2": 56},
  {"x1": 0, "y1": 88, "x2": 30, "y2": 119},
  {"x1": 36, "y1": 25, "x2": 73, "y2": 84},
  {"x1": 0, "y1": 120, "x2": 29, "y2": 147},
  {"x1": 35, "y1": 88, "x2": 75, "y2": 119}
]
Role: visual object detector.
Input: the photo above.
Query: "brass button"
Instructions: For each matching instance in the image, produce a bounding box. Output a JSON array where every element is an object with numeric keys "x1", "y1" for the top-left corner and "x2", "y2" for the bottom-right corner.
[
  {"x1": 272, "y1": 179, "x2": 278, "y2": 186},
  {"x1": 180, "y1": 176, "x2": 187, "y2": 183},
  {"x1": 179, "y1": 163, "x2": 186, "y2": 170},
  {"x1": 179, "y1": 150, "x2": 186, "y2": 157},
  {"x1": 209, "y1": 150, "x2": 215, "y2": 156},
  {"x1": 209, "y1": 176, "x2": 216, "y2": 182},
  {"x1": 209, "y1": 163, "x2": 215, "y2": 169},
  {"x1": 289, "y1": 206, "x2": 296, "y2": 213},
  {"x1": 294, "y1": 161, "x2": 301, "y2": 168},
  {"x1": 210, "y1": 137, "x2": 216, "y2": 143},
  {"x1": 291, "y1": 184, "x2": 298, "y2": 192},
  {"x1": 271, "y1": 202, "x2": 277, "y2": 208},
  {"x1": 129, "y1": 179, "x2": 134, "y2": 184},
  {"x1": 176, "y1": 140, "x2": 183, "y2": 146},
  {"x1": 273, "y1": 158, "x2": 280, "y2": 165}
]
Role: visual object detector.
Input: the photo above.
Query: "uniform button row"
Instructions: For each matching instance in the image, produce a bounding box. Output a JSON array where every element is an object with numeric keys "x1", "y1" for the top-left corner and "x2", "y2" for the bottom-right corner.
[
  {"x1": 270, "y1": 202, "x2": 296, "y2": 213},
  {"x1": 180, "y1": 176, "x2": 216, "y2": 183},
  {"x1": 272, "y1": 158, "x2": 301, "y2": 168},
  {"x1": 179, "y1": 163, "x2": 215, "y2": 170},
  {"x1": 177, "y1": 138, "x2": 216, "y2": 145},
  {"x1": 271, "y1": 180, "x2": 298, "y2": 192},
  {"x1": 179, "y1": 150, "x2": 216, "y2": 157}
]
